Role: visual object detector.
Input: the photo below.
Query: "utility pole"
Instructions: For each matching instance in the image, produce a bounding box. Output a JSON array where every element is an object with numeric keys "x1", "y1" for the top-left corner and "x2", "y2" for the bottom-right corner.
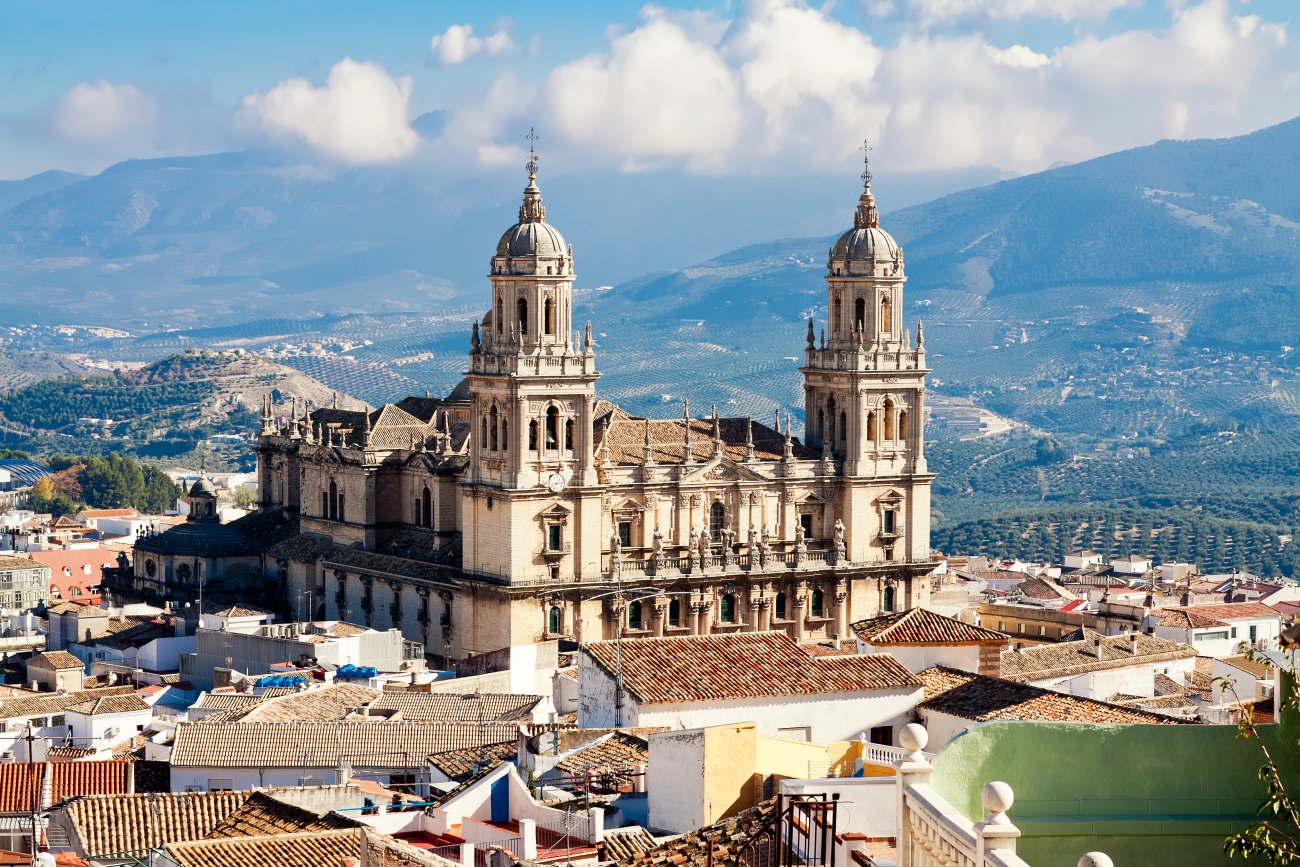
[{"x1": 25, "y1": 723, "x2": 38, "y2": 867}]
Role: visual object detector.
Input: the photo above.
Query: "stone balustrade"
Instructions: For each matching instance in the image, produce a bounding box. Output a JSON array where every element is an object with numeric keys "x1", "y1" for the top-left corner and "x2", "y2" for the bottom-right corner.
[{"x1": 894, "y1": 724, "x2": 1112, "y2": 867}]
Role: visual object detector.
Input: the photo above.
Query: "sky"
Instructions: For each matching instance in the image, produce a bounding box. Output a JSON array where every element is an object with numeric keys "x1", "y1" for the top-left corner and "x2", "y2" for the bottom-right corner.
[{"x1": 1, "y1": 0, "x2": 1298, "y2": 181}]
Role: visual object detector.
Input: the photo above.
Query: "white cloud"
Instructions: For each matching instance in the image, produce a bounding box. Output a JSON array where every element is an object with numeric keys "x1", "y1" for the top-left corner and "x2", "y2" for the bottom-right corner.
[
  {"x1": 547, "y1": 16, "x2": 744, "y2": 170},
  {"x1": 883, "y1": 0, "x2": 1138, "y2": 25},
  {"x1": 443, "y1": 0, "x2": 1298, "y2": 177},
  {"x1": 239, "y1": 58, "x2": 419, "y2": 164},
  {"x1": 429, "y1": 24, "x2": 514, "y2": 65},
  {"x1": 54, "y1": 80, "x2": 159, "y2": 141}
]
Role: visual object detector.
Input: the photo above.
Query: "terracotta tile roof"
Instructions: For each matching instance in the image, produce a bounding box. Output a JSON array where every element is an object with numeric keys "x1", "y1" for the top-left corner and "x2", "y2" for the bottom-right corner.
[
  {"x1": 852, "y1": 608, "x2": 1006, "y2": 645},
  {"x1": 555, "y1": 732, "x2": 649, "y2": 775},
  {"x1": 370, "y1": 692, "x2": 541, "y2": 723},
  {"x1": 46, "y1": 746, "x2": 97, "y2": 759},
  {"x1": 78, "y1": 509, "x2": 138, "y2": 520},
  {"x1": 164, "y1": 827, "x2": 454, "y2": 867},
  {"x1": 170, "y1": 720, "x2": 521, "y2": 769},
  {"x1": 0, "y1": 686, "x2": 135, "y2": 721},
  {"x1": 202, "y1": 791, "x2": 361, "y2": 838},
  {"x1": 0, "y1": 555, "x2": 47, "y2": 571},
  {"x1": 582, "y1": 631, "x2": 921, "y2": 705},
  {"x1": 1221, "y1": 655, "x2": 1274, "y2": 679},
  {"x1": 62, "y1": 791, "x2": 250, "y2": 854},
  {"x1": 601, "y1": 827, "x2": 661, "y2": 861},
  {"x1": 49, "y1": 760, "x2": 131, "y2": 802},
  {"x1": 998, "y1": 631, "x2": 1196, "y2": 682},
  {"x1": 29, "y1": 651, "x2": 84, "y2": 671},
  {"x1": 426, "y1": 741, "x2": 518, "y2": 782},
  {"x1": 64, "y1": 695, "x2": 151, "y2": 716},
  {"x1": 224, "y1": 684, "x2": 382, "y2": 722},
  {"x1": 614, "y1": 798, "x2": 777, "y2": 867},
  {"x1": 1155, "y1": 602, "x2": 1280, "y2": 629},
  {"x1": 0, "y1": 765, "x2": 42, "y2": 813},
  {"x1": 207, "y1": 605, "x2": 272, "y2": 618},
  {"x1": 917, "y1": 666, "x2": 1184, "y2": 725},
  {"x1": 192, "y1": 693, "x2": 267, "y2": 712},
  {"x1": 594, "y1": 414, "x2": 817, "y2": 465},
  {"x1": 1015, "y1": 577, "x2": 1077, "y2": 602}
]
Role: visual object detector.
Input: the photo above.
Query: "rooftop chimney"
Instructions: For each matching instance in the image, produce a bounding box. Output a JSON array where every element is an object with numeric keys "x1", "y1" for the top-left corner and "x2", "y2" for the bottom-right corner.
[{"x1": 1129, "y1": 633, "x2": 1140, "y2": 654}]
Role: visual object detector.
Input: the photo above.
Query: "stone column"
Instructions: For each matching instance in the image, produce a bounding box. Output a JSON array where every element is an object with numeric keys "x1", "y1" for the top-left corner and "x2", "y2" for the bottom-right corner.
[
  {"x1": 834, "y1": 580, "x2": 849, "y2": 640},
  {"x1": 652, "y1": 600, "x2": 667, "y2": 637},
  {"x1": 793, "y1": 582, "x2": 808, "y2": 642},
  {"x1": 895, "y1": 724, "x2": 932, "y2": 867}
]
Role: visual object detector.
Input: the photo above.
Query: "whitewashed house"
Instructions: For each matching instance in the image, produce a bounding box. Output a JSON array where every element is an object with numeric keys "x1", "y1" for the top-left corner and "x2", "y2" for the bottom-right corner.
[
  {"x1": 851, "y1": 607, "x2": 1007, "y2": 675},
  {"x1": 1149, "y1": 602, "x2": 1281, "y2": 657},
  {"x1": 578, "y1": 631, "x2": 921, "y2": 743},
  {"x1": 998, "y1": 629, "x2": 1197, "y2": 699}
]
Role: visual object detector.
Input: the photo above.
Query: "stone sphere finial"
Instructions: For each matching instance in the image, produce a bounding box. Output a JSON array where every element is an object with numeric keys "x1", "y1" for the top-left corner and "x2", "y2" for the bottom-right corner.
[
  {"x1": 899, "y1": 723, "x2": 928, "y2": 754},
  {"x1": 981, "y1": 781, "x2": 1015, "y2": 816},
  {"x1": 1078, "y1": 854, "x2": 1113, "y2": 867}
]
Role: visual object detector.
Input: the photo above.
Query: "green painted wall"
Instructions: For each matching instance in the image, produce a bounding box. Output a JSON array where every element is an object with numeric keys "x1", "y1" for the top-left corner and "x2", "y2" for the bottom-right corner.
[{"x1": 929, "y1": 673, "x2": 1300, "y2": 866}]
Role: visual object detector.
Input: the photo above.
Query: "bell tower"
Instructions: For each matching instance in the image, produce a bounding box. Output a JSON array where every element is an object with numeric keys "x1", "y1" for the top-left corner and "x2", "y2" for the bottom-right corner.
[
  {"x1": 462, "y1": 132, "x2": 602, "y2": 584},
  {"x1": 801, "y1": 144, "x2": 932, "y2": 564}
]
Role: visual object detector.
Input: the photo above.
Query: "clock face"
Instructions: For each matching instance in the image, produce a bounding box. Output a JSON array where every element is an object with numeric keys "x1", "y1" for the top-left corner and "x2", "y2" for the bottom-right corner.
[{"x1": 547, "y1": 473, "x2": 566, "y2": 493}]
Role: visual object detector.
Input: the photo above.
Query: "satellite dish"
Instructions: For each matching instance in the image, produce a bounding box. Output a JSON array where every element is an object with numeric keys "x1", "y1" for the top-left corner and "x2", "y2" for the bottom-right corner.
[{"x1": 36, "y1": 852, "x2": 55, "y2": 867}]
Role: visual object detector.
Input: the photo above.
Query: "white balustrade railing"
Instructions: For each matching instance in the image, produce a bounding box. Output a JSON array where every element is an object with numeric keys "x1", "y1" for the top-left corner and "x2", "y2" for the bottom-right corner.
[{"x1": 893, "y1": 724, "x2": 1112, "y2": 867}]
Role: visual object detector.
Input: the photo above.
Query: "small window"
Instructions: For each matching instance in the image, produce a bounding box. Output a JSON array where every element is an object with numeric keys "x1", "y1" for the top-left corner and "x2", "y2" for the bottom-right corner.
[
  {"x1": 617, "y1": 521, "x2": 632, "y2": 548},
  {"x1": 668, "y1": 598, "x2": 681, "y2": 627},
  {"x1": 564, "y1": 419, "x2": 574, "y2": 451},
  {"x1": 547, "y1": 525, "x2": 562, "y2": 552},
  {"x1": 883, "y1": 585, "x2": 895, "y2": 613},
  {"x1": 489, "y1": 406, "x2": 498, "y2": 451},
  {"x1": 998, "y1": 621, "x2": 1005, "y2": 632},
  {"x1": 548, "y1": 606, "x2": 562, "y2": 635},
  {"x1": 1038, "y1": 625, "x2": 1045, "y2": 636},
  {"x1": 545, "y1": 408, "x2": 559, "y2": 450},
  {"x1": 1231, "y1": 627, "x2": 1238, "y2": 639},
  {"x1": 544, "y1": 298, "x2": 556, "y2": 335},
  {"x1": 775, "y1": 592, "x2": 788, "y2": 620},
  {"x1": 517, "y1": 297, "x2": 529, "y2": 335},
  {"x1": 1250, "y1": 625, "x2": 1258, "y2": 642},
  {"x1": 869, "y1": 726, "x2": 892, "y2": 746},
  {"x1": 883, "y1": 509, "x2": 896, "y2": 535},
  {"x1": 529, "y1": 420, "x2": 539, "y2": 451},
  {"x1": 51, "y1": 715, "x2": 64, "y2": 727},
  {"x1": 628, "y1": 600, "x2": 643, "y2": 630},
  {"x1": 709, "y1": 502, "x2": 725, "y2": 539},
  {"x1": 854, "y1": 298, "x2": 866, "y2": 333},
  {"x1": 720, "y1": 594, "x2": 736, "y2": 624},
  {"x1": 811, "y1": 588, "x2": 824, "y2": 618},
  {"x1": 799, "y1": 513, "x2": 813, "y2": 539},
  {"x1": 207, "y1": 779, "x2": 234, "y2": 792}
]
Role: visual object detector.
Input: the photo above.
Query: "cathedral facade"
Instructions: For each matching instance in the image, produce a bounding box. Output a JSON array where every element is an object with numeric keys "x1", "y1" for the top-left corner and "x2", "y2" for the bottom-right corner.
[{"x1": 249, "y1": 158, "x2": 934, "y2": 664}]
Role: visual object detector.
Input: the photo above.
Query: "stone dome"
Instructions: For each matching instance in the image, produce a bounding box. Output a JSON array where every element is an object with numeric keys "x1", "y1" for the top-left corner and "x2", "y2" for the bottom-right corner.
[
  {"x1": 831, "y1": 224, "x2": 899, "y2": 262},
  {"x1": 494, "y1": 175, "x2": 569, "y2": 261},
  {"x1": 496, "y1": 219, "x2": 568, "y2": 259},
  {"x1": 829, "y1": 175, "x2": 900, "y2": 264},
  {"x1": 189, "y1": 476, "x2": 216, "y2": 497}
]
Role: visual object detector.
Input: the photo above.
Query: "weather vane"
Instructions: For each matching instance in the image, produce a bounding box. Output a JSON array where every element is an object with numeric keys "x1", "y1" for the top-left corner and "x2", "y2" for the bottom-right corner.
[
  {"x1": 860, "y1": 139, "x2": 873, "y2": 185},
  {"x1": 525, "y1": 127, "x2": 540, "y2": 178}
]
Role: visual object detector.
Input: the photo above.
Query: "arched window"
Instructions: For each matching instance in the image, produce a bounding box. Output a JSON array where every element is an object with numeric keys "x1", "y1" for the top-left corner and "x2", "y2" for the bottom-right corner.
[
  {"x1": 880, "y1": 295, "x2": 892, "y2": 333},
  {"x1": 480, "y1": 417, "x2": 488, "y2": 447},
  {"x1": 883, "y1": 399, "x2": 896, "y2": 441},
  {"x1": 628, "y1": 600, "x2": 643, "y2": 630},
  {"x1": 337, "y1": 494, "x2": 345, "y2": 521},
  {"x1": 177, "y1": 564, "x2": 192, "y2": 583},
  {"x1": 709, "y1": 502, "x2": 725, "y2": 539},
  {"x1": 883, "y1": 585, "x2": 896, "y2": 613},
  {"x1": 495, "y1": 295, "x2": 503, "y2": 333},
  {"x1": 839, "y1": 411, "x2": 847, "y2": 444},
  {"x1": 421, "y1": 487, "x2": 432, "y2": 528},
  {"x1": 414, "y1": 497, "x2": 421, "y2": 526},
  {"x1": 564, "y1": 419, "x2": 574, "y2": 451},
  {"x1": 719, "y1": 594, "x2": 736, "y2": 624},
  {"x1": 322, "y1": 491, "x2": 329, "y2": 518},
  {"x1": 775, "y1": 592, "x2": 787, "y2": 620},
  {"x1": 328, "y1": 480, "x2": 338, "y2": 521},
  {"x1": 855, "y1": 297, "x2": 866, "y2": 333},
  {"x1": 545, "y1": 407, "x2": 559, "y2": 450},
  {"x1": 826, "y1": 396, "x2": 837, "y2": 446},
  {"x1": 548, "y1": 606, "x2": 562, "y2": 636},
  {"x1": 544, "y1": 298, "x2": 556, "y2": 335},
  {"x1": 528, "y1": 420, "x2": 539, "y2": 451},
  {"x1": 867, "y1": 411, "x2": 877, "y2": 442},
  {"x1": 668, "y1": 598, "x2": 681, "y2": 627},
  {"x1": 517, "y1": 297, "x2": 529, "y2": 336},
  {"x1": 489, "y1": 406, "x2": 498, "y2": 451},
  {"x1": 833, "y1": 297, "x2": 842, "y2": 335},
  {"x1": 817, "y1": 409, "x2": 825, "y2": 441},
  {"x1": 811, "y1": 588, "x2": 824, "y2": 618},
  {"x1": 501, "y1": 418, "x2": 508, "y2": 448},
  {"x1": 898, "y1": 410, "x2": 908, "y2": 441}
]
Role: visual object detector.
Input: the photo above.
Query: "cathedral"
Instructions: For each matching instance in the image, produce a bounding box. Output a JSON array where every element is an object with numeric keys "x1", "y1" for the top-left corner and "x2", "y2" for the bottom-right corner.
[{"x1": 142, "y1": 152, "x2": 935, "y2": 664}]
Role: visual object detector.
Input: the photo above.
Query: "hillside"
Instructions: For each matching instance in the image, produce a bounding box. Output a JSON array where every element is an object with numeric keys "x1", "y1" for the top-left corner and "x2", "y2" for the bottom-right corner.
[
  {"x1": 0, "y1": 150, "x2": 1005, "y2": 329},
  {"x1": 0, "y1": 350, "x2": 362, "y2": 462}
]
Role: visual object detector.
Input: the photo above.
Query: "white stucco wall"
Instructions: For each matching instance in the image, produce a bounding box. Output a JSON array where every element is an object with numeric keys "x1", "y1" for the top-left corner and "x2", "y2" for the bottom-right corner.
[
  {"x1": 917, "y1": 708, "x2": 974, "y2": 749},
  {"x1": 869, "y1": 643, "x2": 981, "y2": 674},
  {"x1": 646, "y1": 728, "x2": 706, "y2": 834},
  {"x1": 1027, "y1": 657, "x2": 1196, "y2": 699}
]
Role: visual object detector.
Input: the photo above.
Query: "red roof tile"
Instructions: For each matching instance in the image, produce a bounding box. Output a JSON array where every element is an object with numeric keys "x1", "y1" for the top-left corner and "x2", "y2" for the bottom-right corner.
[
  {"x1": 1155, "y1": 602, "x2": 1280, "y2": 629},
  {"x1": 582, "y1": 631, "x2": 920, "y2": 705},
  {"x1": 852, "y1": 608, "x2": 1006, "y2": 645}
]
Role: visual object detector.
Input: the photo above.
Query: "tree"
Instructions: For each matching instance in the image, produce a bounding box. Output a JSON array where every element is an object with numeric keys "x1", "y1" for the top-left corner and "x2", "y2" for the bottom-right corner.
[{"x1": 232, "y1": 485, "x2": 256, "y2": 510}]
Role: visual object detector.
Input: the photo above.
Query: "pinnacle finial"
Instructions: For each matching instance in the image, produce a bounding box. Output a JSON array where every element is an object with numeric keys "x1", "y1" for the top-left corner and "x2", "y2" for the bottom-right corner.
[
  {"x1": 332, "y1": 392, "x2": 338, "y2": 410},
  {"x1": 525, "y1": 126, "x2": 540, "y2": 180},
  {"x1": 855, "y1": 138, "x2": 880, "y2": 229},
  {"x1": 518, "y1": 127, "x2": 546, "y2": 223},
  {"x1": 917, "y1": 319, "x2": 925, "y2": 346}
]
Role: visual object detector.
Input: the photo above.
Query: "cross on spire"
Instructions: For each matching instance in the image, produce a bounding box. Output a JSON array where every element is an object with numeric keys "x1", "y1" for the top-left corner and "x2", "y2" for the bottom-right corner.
[
  {"x1": 860, "y1": 139, "x2": 873, "y2": 187},
  {"x1": 525, "y1": 127, "x2": 540, "y2": 179}
]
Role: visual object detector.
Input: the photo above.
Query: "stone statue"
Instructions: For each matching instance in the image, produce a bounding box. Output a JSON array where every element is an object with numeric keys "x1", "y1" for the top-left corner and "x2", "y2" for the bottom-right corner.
[
  {"x1": 833, "y1": 518, "x2": 847, "y2": 564},
  {"x1": 721, "y1": 526, "x2": 736, "y2": 567},
  {"x1": 650, "y1": 528, "x2": 664, "y2": 574},
  {"x1": 688, "y1": 529, "x2": 700, "y2": 573},
  {"x1": 794, "y1": 523, "x2": 807, "y2": 567},
  {"x1": 611, "y1": 530, "x2": 622, "y2": 555},
  {"x1": 747, "y1": 525, "x2": 758, "y2": 570},
  {"x1": 697, "y1": 528, "x2": 711, "y2": 568}
]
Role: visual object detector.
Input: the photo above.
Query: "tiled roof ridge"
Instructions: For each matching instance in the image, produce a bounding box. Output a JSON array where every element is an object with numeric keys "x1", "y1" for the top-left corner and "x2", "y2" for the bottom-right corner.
[
  {"x1": 999, "y1": 632, "x2": 1196, "y2": 681},
  {"x1": 851, "y1": 607, "x2": 1007, "y2": 644}
]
